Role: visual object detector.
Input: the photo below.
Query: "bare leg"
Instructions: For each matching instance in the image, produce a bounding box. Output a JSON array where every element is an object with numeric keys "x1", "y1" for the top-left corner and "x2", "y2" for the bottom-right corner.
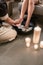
[
  {"x1": 25, "y1": 0, "x2": 35, "y2": 28},
  {"x1": 25, "y1": 0, "x2": 38, "y2": 28},
  {"x1": 15, "y1": 0, "x2": 28, "y2": 24},
  {"x1": 20, "y1": 0, "x2": 28, "y2": 19}
]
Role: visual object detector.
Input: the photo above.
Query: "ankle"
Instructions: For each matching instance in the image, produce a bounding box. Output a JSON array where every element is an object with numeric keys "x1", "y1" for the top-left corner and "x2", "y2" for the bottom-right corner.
[{"x1": 19, "y1": 17, "x2": 23, "y2": 23}]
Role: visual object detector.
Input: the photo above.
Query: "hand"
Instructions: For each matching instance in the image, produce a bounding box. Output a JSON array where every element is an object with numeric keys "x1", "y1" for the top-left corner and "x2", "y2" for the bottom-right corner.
[
  {"x1": 5, "y1": 17, "x2": 16, "y2": 25},
  {"x1": 14, "y1": 18, "x2": 23, "y2": 24}
]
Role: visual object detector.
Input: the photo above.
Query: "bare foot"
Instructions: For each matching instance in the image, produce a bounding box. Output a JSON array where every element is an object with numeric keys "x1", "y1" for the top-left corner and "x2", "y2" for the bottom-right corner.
[
  {"x1": 24, "y1": 20, "x2": 30, "y2": 29},
  {"x1": 24, "y1": 25, "x2": 29, "y2": 29},
  {"x1": 14, "y1": 18, "x2": 23, "y2": 24},
  {"x1": 15, "y1": 24, "x2": 21, "y2": 27}
]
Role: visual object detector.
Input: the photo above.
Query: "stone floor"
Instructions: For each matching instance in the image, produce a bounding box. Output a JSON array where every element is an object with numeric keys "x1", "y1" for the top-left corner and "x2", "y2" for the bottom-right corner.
[{"x1": 0, "y1": 2, "x2": 43, "y2": 65}]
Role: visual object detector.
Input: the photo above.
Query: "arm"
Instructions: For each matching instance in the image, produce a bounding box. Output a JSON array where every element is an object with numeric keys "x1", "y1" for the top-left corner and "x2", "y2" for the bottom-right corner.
[
  {"x1": 0, "y1": 13, "x2": 16, "y2": 25},
  {"x1": 0, "y1": 1, "x2": 16, "y2": 25}
]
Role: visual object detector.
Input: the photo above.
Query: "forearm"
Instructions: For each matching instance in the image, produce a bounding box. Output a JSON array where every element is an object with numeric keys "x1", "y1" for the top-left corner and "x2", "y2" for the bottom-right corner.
[
  {"x1": 0, "y1": 14, "x2": 15, "y2": 25},
  {"x1": 5, "y1": 17, "x2": 15, "y2": 25},
  {"x1": 5, "y1": 17, "x2": 12, "y2": 24},
  {"x1": 20, "y1": 0, "x2": 28, "y2": 19}
]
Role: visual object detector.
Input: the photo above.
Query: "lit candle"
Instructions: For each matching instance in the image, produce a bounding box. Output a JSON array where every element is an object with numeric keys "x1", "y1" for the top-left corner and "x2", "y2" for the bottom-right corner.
[
  {"x1": 33, "y1": 26, "x2": 41, "y2": 44},
  {"x1": 40, "y1": 41, "x2": 43, "y2": 48},
  {"x1": 25, "y1": 37, "x2": 31, "y2": 47},
  {"x1": 34, "y1": 44, "x2": 39, "y2": 50},
  {"x1": 26, "y1": 42, "x2": 30, "y2": 48}
]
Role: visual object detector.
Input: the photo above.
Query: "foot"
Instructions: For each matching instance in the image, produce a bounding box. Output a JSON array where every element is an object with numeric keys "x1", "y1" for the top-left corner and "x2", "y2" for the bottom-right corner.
[
  {"x1": 24, "y1": 20, "x2": 30, "y2": 29},
  {"x1": 14, "y1": 18, "x2": 23, "y2": 25}
]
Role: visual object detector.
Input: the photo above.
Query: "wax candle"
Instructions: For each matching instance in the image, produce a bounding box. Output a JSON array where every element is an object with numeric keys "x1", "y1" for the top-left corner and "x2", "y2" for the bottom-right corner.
[
  {"x1": 40, "y1": 41, "x2": 43, "y2": 48},
  {"x1": 34, "y1": 44, "x2": 39, "y2": 50},
  {"x1": 25, "y1": 37, "x2": 31, "y2": 47},
  {"x1": 33, "y1": 26, "x2": 41, "y2": 44},
  {"x1": 26, "y1": 42, "x2": 30, "y2": 47}
]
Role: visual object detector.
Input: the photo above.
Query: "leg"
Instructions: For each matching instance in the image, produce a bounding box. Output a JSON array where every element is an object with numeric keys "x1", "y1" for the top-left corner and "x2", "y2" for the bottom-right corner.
[
  {"x1": 15, "y1": 0, "x2": 28, "y2": 24},
  {"x1": 25, "y1": 0, "x2": 38, "y2": 28},
  {"x1": 20, "y1": 0, "x2": 28, "y2": 19},
  {"x1": 0, "y1": 26, "x2": 17, "y2": 43}
]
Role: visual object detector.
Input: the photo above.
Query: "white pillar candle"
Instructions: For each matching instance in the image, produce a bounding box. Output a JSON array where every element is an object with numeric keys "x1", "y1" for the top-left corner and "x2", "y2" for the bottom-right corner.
[
  {"x1": 26, "y1": 42, "x2": 30, "y2": 48},
  {"x1": 33, "y1": 26, "x2": 41, "y2": 44},
  {"x1": 34, "y1": 44, "x2": 39, "y2": 50},
  {"x1": 25, "y1": 37, "x2": 31, "y2": 47},
  {"x1": 40, "y1": 41, "x2": 43, "y2": 48}
]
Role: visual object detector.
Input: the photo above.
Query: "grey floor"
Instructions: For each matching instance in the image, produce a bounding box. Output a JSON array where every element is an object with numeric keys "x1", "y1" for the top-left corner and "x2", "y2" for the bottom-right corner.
[{"x1": 0, "y1": 2, "x2": 43, "y2": 65}]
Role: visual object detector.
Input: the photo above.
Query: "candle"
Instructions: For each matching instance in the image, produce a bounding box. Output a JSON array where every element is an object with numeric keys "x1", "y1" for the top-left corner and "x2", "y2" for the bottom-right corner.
[
  {"x1": 26, "y1": 42, "x2": 30, "y2": 47},
  {"x1": 40, "y1": 41, "x2": 43, "y2": 48},
  {"x1": 33, "y1": 26, "x2": 41, "y2": 44},
  {"x1": 34, "y1": 44, "x2": 39, "y2": 50},
  {"x1": 25, "y1": 37, "x2": 31, "y2": 47}
]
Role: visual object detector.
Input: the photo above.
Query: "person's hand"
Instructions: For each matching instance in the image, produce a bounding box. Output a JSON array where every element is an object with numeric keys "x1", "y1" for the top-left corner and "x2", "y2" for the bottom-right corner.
[
  {"x1": 8, "y1": 19, "x2": 16, "y2": 25},
  {"x1": 5, "y1": 17, "x2": 17, "y2": 25},
  {"x1": 14, "y1": 18, "x2": 23, "y2": 25}
]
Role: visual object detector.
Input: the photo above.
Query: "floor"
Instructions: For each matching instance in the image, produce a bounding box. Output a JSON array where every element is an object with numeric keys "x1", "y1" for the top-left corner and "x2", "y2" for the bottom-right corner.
[{"x1": 0, "y1": 2, "x2": 43, "y2": 65}]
